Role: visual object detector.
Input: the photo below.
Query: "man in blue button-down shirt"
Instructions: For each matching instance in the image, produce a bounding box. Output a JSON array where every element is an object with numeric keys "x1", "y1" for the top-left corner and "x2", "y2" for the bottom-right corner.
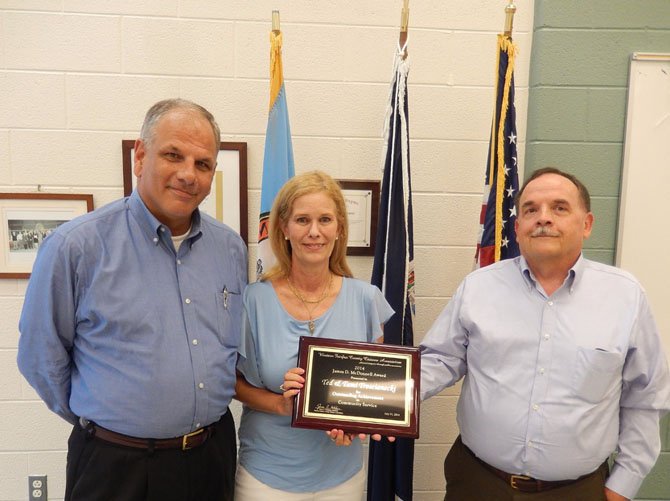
[
  {"x1": 421, "y1": 167, "x2": 670, "y2": 501},
  {"x1": 18, "y1": 99, "x2": 247, "y2": 501}
]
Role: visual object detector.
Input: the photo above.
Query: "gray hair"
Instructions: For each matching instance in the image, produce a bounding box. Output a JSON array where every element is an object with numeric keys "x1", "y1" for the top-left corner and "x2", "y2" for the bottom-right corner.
[{"x1": 139, "y1": 98, "x2": 221, "y2": 148}]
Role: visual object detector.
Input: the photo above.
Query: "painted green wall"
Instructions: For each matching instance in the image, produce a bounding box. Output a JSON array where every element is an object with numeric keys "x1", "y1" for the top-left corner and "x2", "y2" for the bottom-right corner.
[
  {"x1": 526, "y1": 1, "x2": 670, "y2": 499},
  {"x1": 526, "y1": 0, "x2": 670, "y2": 265}
]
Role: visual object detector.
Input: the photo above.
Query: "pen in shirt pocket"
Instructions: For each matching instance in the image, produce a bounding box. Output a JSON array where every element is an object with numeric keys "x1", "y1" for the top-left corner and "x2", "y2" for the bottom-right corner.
[{"x1": 221, "y1": 286, "x2": 240, "y2": 309}]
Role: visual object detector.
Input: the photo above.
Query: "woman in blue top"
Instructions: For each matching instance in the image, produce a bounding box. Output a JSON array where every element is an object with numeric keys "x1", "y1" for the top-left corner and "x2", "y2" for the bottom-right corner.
[{"x1": 235, "y1": 171, "x2": 394, "y2": 500}]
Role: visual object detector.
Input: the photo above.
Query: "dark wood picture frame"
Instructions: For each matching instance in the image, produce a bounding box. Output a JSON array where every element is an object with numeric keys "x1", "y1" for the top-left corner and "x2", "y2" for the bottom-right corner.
[
  {"x1": 0, "y1": 193, "x2": 94, "y2": 279},
  {"x1": 292, "y1": 336, "x2": 420, "y2": 438},
  {"x1": 338, "y1": 179, "x2": 380, "y2": 256},
  {"x1": 122, "y1": 140, "x2": 249, "y2": 244}
]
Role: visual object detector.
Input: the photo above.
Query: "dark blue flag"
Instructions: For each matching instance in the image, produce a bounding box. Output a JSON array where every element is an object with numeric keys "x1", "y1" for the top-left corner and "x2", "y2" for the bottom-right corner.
[
  {"x1": 367, "y1": 44, "x2": 415, "y2": 501},
  {"x1": 476, "y1": 34, "x2": 520, "y2": 267}
]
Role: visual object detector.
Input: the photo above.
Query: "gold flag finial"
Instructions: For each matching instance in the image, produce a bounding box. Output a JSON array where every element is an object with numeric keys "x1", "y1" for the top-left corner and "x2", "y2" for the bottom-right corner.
[
  {"x1": 400, "y1": 0, "x2": 410, "y2": 33},
  {"x1": 272, "y1": 10, "x2": 280, "y2": 33},
  {"x1": 398, "y1": 0, "x2": 409, "y2": 55},
  {"x1": 504, "y1": 2, "x2": 516, "y2": 37}
]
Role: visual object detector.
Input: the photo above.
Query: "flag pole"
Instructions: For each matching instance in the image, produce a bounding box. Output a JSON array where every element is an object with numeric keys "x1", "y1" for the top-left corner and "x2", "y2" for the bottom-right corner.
[
  {"x1": 504, "y1": 2, "x2": 516, "y2": 37},
  {"x1": 272, "y1": 10, "x2": 280, "y2": 33},
  {"x1": 399, "y1": 0, "x2": 409, "y2": 56}
]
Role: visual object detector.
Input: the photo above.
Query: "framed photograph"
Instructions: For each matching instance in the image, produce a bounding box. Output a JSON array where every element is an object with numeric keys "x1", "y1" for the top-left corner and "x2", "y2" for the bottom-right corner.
[
  {"x1": 338, "y1": 180, "x2": 380, "y2": 256},
  {"x1": 122, "y1": 140, "x2": 248, "y2": 244},
  {"x1": 292, "y1": 336, "x2": 420, "y2": 438},
  {"x1": 0, "y1": 193, "x2": 94, "y2": 279}
]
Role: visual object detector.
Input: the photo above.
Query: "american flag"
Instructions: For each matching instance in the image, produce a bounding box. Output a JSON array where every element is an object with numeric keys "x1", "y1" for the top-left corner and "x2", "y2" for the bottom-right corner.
[{"x1": 475, "y1": 34, "x2": 520, "y2": 267}]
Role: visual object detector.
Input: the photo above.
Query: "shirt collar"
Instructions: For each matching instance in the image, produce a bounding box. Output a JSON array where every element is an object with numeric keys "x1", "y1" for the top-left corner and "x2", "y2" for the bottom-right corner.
[
  {"x1": 567, "y1": 254, "x2": 584, "y2": 293},
  {"x1": 128, "y1": 190, "x2": 203, "y2": 246},
  {"x1": 518, "y1": 255, "x2": 536, "y2": 291},
  {"x1": 519, "y1": 253, "x2": 583, "y2": 295}
]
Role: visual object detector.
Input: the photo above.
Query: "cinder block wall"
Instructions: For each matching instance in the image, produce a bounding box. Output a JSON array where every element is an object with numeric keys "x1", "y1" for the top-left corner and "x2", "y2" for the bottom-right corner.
[
  {"x1": 0, "y1": 2, "x2": 536, "y2": 500},
  {"x1": 525, "y1": 1, "x2": 670, "y2": 499}
]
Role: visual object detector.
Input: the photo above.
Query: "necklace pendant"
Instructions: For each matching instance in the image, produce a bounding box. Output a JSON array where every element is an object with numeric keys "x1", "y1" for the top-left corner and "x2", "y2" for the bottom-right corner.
[{"x1": 308, "y1": 320, "x2": 315, "y2": 334}]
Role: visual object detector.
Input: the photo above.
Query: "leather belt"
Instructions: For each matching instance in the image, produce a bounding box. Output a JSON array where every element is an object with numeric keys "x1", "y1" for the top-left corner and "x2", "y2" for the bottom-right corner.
[
  {"x1": 480, "y1": 462, "x2": 587, "y2": 493},
  {"x1": 82, "y1": 420, "x2": 215, "y2": 451},
  {"x1": 463, "y1": 441, "x2": 601, "y2": 493}
]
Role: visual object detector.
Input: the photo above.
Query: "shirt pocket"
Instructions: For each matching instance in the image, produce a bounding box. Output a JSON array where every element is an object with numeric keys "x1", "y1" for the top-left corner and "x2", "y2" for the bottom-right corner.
[
  {"x1": 215, "y1": 289, "x2": 242, "y2": 348},
  {"x1": 571, "y1": 347, "x2": 623, "y2": 404}
]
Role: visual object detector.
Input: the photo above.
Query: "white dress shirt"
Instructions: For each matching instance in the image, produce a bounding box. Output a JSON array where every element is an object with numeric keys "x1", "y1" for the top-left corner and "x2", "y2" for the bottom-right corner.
[{"x1": 420, "y1": 255, "x2": 670, "y2": 499}]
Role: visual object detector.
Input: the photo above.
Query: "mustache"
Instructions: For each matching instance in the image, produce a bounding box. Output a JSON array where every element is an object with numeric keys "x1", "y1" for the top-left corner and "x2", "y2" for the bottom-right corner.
[{"x1": 530, "y1": 227, "x2": 560, "y2": 237}]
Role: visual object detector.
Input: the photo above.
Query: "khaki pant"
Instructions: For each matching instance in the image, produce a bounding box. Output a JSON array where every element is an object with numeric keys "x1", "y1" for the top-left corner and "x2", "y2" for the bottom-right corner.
[{"x1": 444, "y1": 436, "x2": 609, "y2": 501}]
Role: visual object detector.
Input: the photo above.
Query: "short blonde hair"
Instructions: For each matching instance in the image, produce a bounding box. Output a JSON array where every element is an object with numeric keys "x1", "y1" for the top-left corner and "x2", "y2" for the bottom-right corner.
[{"x1": 263, "y1": 171, "x2": 353, "y2": 280}]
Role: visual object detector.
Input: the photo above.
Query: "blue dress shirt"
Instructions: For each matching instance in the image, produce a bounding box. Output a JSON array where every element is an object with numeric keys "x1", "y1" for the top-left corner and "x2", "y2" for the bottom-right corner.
[
  {"x1": 420, "y1": 255, "x2": 670, "y2": 500},
  {"x1": 18, "y1": 191, "x2": 247, "y2": 438}
]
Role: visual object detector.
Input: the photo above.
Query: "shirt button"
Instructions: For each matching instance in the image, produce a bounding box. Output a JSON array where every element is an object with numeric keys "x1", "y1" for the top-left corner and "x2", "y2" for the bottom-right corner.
[
  {"x1": 153, "y1": 237, "x2": 158, "y2": 243},
  {"x1": 532, "y1": 404, "x2": 539, "y2": 411},
  {"x1": 177, "y1": 259, "x2": 182, "y2": 265},
  {"x1": 192, "y1": 339, "x2": 198, "y2": 345},
  {"x1": 198, "y1": 382, "x2": 204, "y2": 389},
  {"x1": 160, "y1": 227, "x2": 165, "y2": 232},
  {"x1": 547, "y1": 301, "x2": 554, "y2": 306},
  {"x1": 539, "y1": 368, "x2": 545, "y2": 375},
  {"x1": 196, "y1": 423, "x2": 201, "y2": 428},
  {"x1": 185, "y1": 298, "x2": 191, "y2": 304},
  {"x1": 544, "y1": 334, "x2": 550, "y2": 340},
  {"x1": 527, "y1": 441, "x2": 533, "y2": 447}
]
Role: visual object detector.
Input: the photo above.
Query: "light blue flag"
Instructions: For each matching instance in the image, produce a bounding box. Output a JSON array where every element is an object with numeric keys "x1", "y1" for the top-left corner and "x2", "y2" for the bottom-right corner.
[{"x1": 257, "y1": 30, "x2": 295, "y2": 279}]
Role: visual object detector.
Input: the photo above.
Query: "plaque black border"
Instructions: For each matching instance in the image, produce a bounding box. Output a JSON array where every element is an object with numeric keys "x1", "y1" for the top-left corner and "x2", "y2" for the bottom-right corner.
[{"x1": 292, "y1": 336, "x2": 420, "y2": 438}]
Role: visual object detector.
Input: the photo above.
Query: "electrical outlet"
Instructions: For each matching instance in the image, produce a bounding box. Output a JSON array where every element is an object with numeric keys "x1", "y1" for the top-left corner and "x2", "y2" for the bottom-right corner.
[{"x1": 28, "y1": 475, "x2": 47, "y2": 501}]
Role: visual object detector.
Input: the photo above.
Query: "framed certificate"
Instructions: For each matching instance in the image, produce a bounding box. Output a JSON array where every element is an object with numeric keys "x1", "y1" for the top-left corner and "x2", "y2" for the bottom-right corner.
[
  {"x1": 338, "y1": 180, "x2": 380, "y2": 257},
  {"x1": 292, "y1": 336, "x2": 420, "y2": 438}
]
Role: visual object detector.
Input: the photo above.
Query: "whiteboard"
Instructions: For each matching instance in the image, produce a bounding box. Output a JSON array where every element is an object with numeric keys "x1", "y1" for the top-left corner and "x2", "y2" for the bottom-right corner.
[{"x1": 616, "y1": 53, "x2": 670, "y2": 362}]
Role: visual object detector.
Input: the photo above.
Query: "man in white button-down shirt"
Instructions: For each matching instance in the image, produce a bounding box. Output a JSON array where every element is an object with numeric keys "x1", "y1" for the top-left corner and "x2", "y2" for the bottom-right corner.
[{"x1": 420, "y1": 167, "x2": 670, "y2": 501}]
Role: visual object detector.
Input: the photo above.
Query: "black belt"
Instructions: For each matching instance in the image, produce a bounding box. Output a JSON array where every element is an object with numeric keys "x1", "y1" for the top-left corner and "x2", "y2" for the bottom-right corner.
[
  {"x1": 463, "y1": 440, "x2": 605, "y2": 493},
  {"x1": 81, "y1": 420, "x2": 215, "y2": 451}
]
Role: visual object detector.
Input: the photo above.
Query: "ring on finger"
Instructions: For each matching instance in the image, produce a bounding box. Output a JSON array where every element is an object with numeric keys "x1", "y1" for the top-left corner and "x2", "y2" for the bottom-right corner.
[{"x1": 279, "y1": 384, "x2": 286, "y2": 392}]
